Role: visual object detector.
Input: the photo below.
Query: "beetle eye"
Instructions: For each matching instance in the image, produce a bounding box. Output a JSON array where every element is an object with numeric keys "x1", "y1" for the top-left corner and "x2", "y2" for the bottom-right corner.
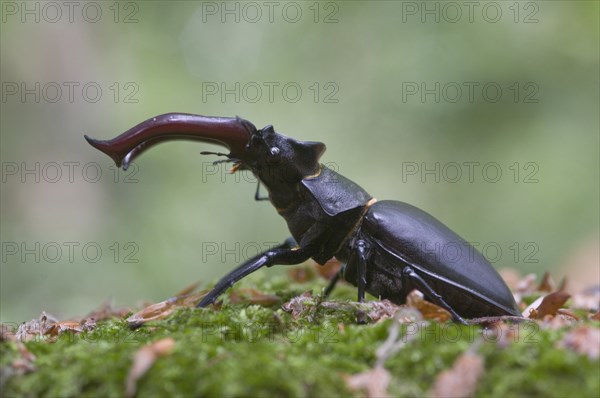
[{"x1": 270, "y1": 147, "x2": 280, "y2": 156}]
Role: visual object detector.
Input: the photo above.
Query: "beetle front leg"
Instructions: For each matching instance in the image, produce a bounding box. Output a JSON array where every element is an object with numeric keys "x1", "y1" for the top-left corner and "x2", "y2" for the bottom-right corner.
[
  {"x1": 323, "y1": 271, "x2": 341, "y2": 298},
  {"x1": 402, "y1": 266, "x2": 468, "y2": 324},
  {"x1": 197, "y1": 237, "x2": 312, "y2": 308}
]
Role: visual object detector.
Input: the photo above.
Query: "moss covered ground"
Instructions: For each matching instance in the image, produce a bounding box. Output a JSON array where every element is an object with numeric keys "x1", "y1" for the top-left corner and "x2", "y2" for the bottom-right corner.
[{"x1": 1, "y1": 267, "x2": 599, "y2": 397}]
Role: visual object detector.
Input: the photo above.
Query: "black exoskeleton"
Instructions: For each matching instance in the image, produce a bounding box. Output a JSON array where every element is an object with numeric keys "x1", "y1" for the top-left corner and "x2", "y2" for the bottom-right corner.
[{"x1": 85, "y1": 113, "x2": 521, "y2": 323}]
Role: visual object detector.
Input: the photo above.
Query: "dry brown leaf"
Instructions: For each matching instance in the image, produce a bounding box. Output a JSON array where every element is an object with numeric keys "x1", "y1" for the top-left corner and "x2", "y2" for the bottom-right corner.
[
  {"x1": 344, "y1": 365, "x2": 391, "y2": 398},
  {"x1": 428, "y1": 352, "x2": 484, "y2": 398},
  {"x1": 11, "y1": 342, "x2": 37, "y2": 375},
  {"x1": 530, "y1": 291, "x2": 571, "y2": 319},
  {"x1": 316, "y1": 258, "x2": 342, "y2": 280},
  {"x1": 406, "y1": 290, "x2": 452, "y2": 322},
  {"x1": 558, "y1": 326, "x2": 600, "y2": 359},
  {"x1": 125, "y1": 337, "x2": 176, "y2": 397},
  {"x1": 498, "y1": 268, "x2": 522, "y2": 290},
  {"x1": 556, "y1": 308, "x2": 580, "y2": 321},
  {"x1": 511, "y1": 273, "x2": 537, "y2": 306},
  {"x1": 557, "y1": 276, "x2": 568, "y2": 293},
  {"x1": 537, "y1": 272, "x2": 556, "y2": 292},
  {"x1": 45, "y1": 319, "x2": 96, "y2": 337},
  {"x1": 485, "y1": 322, "x2": 521, "y2": 349},
  {"x1": 590, "y1": 311, "x2": 600, "y2": 321},
  {"x1": 367, "y1": 300, "x2": 401, "y2": 322},
  {"x1": 85, "y1": 300, "x2": 131, "y2": 321},
  {"x1": 0, "y1": 323, "x2": 16, "y2": 342},
  {"x1": 515, "y1": 273, "x2": 538, "y2": 294},
  {"x1": 126, "y1": 291, "x2": 208, "y2": 328},
  {"x1": 570, "y1": 285, "x2": 600, "y2": 311},
  {"x1": 45, "y1": 321, "x2": 81, "y2": 337},
  {"x1": 14, "y1": 312, "x2": 97, "y2": 342},
  {"x1": 542, "y1": 313, "x2": 575, "y2": 330},
  {"x1": 174, "y1": 280, "x2": 203, "y2": 297},
  {"x1": 15, "y1": 312, "x2": 56, "y2": 342},
  {"x1": 281, "y1": 291, "x2": 313, "y2": 319},
  {"x1": 288, "y1": 265, "x2": 317, "y2": 283},
  {"x1": 229, "y1": 287, "x2": 280, "y2": 305}
]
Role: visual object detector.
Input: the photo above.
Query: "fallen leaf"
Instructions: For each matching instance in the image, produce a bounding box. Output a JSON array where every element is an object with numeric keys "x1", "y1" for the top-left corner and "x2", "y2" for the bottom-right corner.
[
  {"x1": 15, "y1": 312, "x2": 98, "y2": 343},
  {"x1": 45, "y1": 319, "x2": 96, "y2": 337},
  {"x1": 543, "y1": 313, "x2": 575, "y2": 330},
  {"x1": 485, "y1": 322, "x2": 521, "y2": 349},
  {"x1": 557, "y1": 277, "x2": 568, "y2": 293},
  {"x1": 537, "y1": 272, "x2": 556, "y2": 292},
  {"x1": 367, "y1": 300, "x2": 401, "y2": 322},
  {"x1": 344, "y1": 365, "x2": 391, "y2": 398},
  {"x1": 125, "y1": 337, "x2": 176, "y2": 397},
  {"x1": 428, "y1": 352, "x2": 484, "y2": 398},
  {"x1": 85, "y1": 300, "x2": 131, "y2": 321},
  {"x1": 498, "y1": 268, "x2": 522, "y2": 290},
  {"x1": 570, "y1": 285, "x2": 600, "y2": 311},
  {"x1": 556, "y1": 308, "x2": 580, "y2": 321},
  {"x1": 529, "y1": 291, "x2": 571, "y2": 319},
  {"x1": 523, "y1": 296, "x2": 544, "y2": 319},
  {"x1": 288, "y1": 265, "x2": 317, "y2": 283},
  {"x1": 515, "y1": 273, "x2": 538, "y2": 295},
  {"x1": 229, "y1": 287, "x2": 280, "y2": 305},
  {"x1": 44, "y1": 321, "x2": 80, "y2": 337},
  {"x1": 0, "y1": 323, "x2": 16, "y2": 342},
  {"x1": 316, "y1": 258, "x2": 342, "y2": 280},
  {"x1": 15, "y1": 312, "x2": 56, "y2": 342},
  {"x1": 281, "y1": 291, "x2": 313, "y2": 319},
  {"x1": 126, "y1": 291, "x2": 208, "y2": 328},
  {"x1": 590, "y1": 311, "x2": 600, "y2": 321},
  {"x1": 406, "y1": 290, "x2": 452, "y2": 322},
  {"x1": 11, "y1": 342, "x2": 37, "y2": 375},
  {"x1": 558, "y1": 326, "x2": 600, "y2": 359},
  {"x1": 174, "y1": 280, "x2": 203, "y2": 297}
]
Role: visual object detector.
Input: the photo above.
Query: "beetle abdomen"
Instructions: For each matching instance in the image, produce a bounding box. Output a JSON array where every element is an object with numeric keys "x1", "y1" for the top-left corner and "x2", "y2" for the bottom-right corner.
[{"x1": 358, "y1": 200, "x2": 521, "y2": 317}]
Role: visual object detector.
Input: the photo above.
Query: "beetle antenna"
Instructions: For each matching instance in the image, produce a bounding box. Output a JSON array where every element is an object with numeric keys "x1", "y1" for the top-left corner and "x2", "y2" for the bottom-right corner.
[
  {"x1": 200, "y1": 151, "x2": 229, "y2": 157},
  {"x1": 212, "y1": 159, "x2": 234, "y2": 166},
  {"x1": 200, "y1": 151, "x2": 236, "y2": 165}
]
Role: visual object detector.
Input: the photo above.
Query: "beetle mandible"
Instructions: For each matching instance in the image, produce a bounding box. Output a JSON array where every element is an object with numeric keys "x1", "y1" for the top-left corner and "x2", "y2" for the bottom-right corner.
[{"x1": 85, "y1": 113, "x2": 521, "y2": 323}]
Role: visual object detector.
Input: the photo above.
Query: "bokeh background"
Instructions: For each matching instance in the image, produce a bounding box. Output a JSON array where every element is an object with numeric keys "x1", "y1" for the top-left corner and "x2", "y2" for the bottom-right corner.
[{"x1": 1, "y1": 1, "x2": 598, "y2": 323}]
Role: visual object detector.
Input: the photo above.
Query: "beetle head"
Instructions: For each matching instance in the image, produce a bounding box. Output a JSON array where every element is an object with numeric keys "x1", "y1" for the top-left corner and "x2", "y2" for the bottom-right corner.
[{"x1": 242, "y1": 125, "x2": 326, "y2": 187}]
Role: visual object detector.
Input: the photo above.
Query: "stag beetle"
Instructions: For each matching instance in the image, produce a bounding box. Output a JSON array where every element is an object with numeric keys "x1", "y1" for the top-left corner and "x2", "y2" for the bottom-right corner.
[{"x1": 85, "y1": 113, "x2": 521, "y2": 324}]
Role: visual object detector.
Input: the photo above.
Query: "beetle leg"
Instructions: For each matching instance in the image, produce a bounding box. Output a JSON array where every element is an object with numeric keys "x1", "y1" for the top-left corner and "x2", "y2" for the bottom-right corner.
[
  {"x1": 197, "y1": 237, "x2": 310, "y2": 308},
  {"x1": 323, "y1": 271, "x2": 341, "y2": 298},
  {"x1": 402, "y1": 266, "x2": 468, "y2": 324},
  {"x1": 356, "y1": 240, "x2": 368, "y2": 302},
  {"x1": 355, "y1": 240, "x2": 369, "y2": 324}
]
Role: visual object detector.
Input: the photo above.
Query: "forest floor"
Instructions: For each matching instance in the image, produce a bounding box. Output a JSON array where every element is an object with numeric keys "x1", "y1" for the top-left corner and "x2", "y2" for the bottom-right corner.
[{"x1": 1, "y1": 264, "x2": 599, "y2": 397}]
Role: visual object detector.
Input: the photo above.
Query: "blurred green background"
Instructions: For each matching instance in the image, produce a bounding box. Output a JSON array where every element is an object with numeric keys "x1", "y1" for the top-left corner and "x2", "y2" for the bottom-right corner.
[{"x1": 1, "y1": 1, "x2": 598, "y2": 323}]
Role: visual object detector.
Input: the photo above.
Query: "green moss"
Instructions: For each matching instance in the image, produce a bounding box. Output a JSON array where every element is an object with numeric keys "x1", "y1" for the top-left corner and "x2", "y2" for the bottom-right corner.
[
  {"x1": 1, "y1": 272, "x2": 599, "y2": 397},
  {"x1": 479, "y1": 326, "x2": 600, "y2": 397}
]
